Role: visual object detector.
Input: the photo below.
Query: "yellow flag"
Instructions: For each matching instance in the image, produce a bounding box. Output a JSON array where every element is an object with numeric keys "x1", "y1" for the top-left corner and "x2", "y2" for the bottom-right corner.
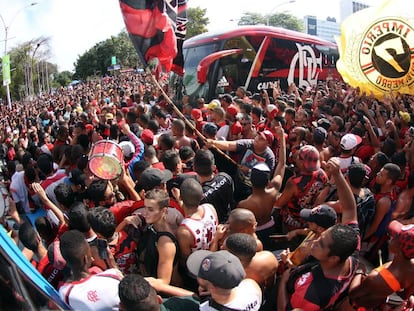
[{"x1": 336, "y1": 0, "x2": 414, "y2": 97}]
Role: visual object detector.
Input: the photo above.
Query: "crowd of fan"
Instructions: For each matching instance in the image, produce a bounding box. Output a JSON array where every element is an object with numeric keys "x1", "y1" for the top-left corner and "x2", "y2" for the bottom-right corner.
[{"x1": 1, "y1": 71, "x2": 414, "y2": 311}]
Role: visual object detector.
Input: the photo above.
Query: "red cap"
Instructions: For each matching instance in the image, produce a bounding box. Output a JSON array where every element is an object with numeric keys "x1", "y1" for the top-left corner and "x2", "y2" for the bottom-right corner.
[
  {"x1": 191, "y1": 109, "x2": 203, "y2": 122},
  {"x1": 258, "y1": 130, "x2": 274, "y2": 146},
  {"x1": 121, "y1": 107, "x2": 129, "y2": 114},
  {"x1": 85, "y1": 124, "x2": 94, "y2": 132},
  {"x1": 141, "y1": 129, "x2": 154, "y2": 145},
  {"x1": 226, "y1": 105, "x2": 239, "y2": 117}
]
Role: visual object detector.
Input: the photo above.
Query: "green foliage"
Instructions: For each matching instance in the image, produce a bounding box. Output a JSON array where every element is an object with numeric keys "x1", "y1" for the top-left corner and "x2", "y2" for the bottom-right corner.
[
  {"x1": 73, "y1": 30, "x2": 140, "y2": 80},
  {"x1": 186, "y1": 7, "x2": 209, "y2": 38},
  {"x1": 238, "y1": 11, "x2": 304, "y2": 32},
  {"x1": 0, "y1": 37, "x2": 59, "y2": 100},
  {"x1": 54, "y1": 71, "x2": 73, "y2": 88},
  {"x1": 238, "y1": 12, "x2": 265, "y2": 26},
  {"x1": 267, "y1": 12, "x2": 304, "y2": 31}
]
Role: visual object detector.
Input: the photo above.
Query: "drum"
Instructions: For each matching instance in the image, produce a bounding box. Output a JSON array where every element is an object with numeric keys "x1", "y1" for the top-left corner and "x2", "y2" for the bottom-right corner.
[{"x1": 88, "y1": 140, "x2": 124, "y2": 180}]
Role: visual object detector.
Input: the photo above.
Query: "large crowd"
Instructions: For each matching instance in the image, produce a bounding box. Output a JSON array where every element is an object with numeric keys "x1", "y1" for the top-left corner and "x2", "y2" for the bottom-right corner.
[{"x1": 1, "y1": 70, "x2": 414, "y2": 311}]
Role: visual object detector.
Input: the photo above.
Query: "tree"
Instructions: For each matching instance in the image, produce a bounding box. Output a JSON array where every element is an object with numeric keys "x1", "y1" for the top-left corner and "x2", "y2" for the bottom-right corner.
[
  {"x1": 238, "y1": 11, "x2": 304, "y2": 32},
  {"x1": 266, "y1": 12, "x2": 304, "y2": 31},
  {"x1": 54, "y1": 71, "x2": 72, "y2": 88},
  {"x1": 73, "y1": 30, "x2": 140, "y2": 80},
  {"x1": 238, "y1": 12, "x2": 265, "y2": 26},
  {"x1": 0, "y1": 37, "x2": 58, "y2": 100},
  {"x1": 186, "y1": 7, "x2": 209, "y2": 38}
]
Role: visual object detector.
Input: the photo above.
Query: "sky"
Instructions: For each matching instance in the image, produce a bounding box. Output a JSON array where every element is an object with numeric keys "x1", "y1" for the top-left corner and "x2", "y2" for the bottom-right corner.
[{"x1": 0, "y1": 0, "x2": 376, "y2": 72}]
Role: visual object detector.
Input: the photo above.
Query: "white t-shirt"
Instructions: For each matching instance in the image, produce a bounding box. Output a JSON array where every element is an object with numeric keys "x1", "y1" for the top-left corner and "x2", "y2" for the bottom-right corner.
[
  {"x1": 59, "y1": 268, "x2": 122, "y2": 311},
  {"x1": 200, "y1": 279, "x2": 262, "y2": 311},
  {"x1": 216, "y1": 124, "x2": 230, "y2": 141},
  {"x1": 10, "y1": 171, "x2": 30, "y2": 213}
]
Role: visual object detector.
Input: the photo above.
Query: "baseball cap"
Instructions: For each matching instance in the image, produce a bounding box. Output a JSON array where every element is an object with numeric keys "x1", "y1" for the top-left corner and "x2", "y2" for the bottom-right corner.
[
  {"x1": 69, "y1": 168, "x2": 86, "y2": 187},
  {"x1": 205, "y1": 99, "x2": 221, "y2": 110},
  {"x1": 40, "y1": 144, "x2": 52, "y2": 155},
  {"x1": 140, "y1": 168, "x2": 173, "y2": 191},
  {"x1": 105, "y1": 113, "x2": 114, "y2": 120},
  {"x1": 226, "y1": 105, "x2": 239, "y2": 117},
  {"x1": 389, "y1": 220, "x2": 414, "y2": 259},
  {"x1": 191, "y1": 108, "x2": 203, "y2": 122},
  {"x1": 202, "y1": 122, "x2": 218, "y2": 137},
  {"x1": 298, "y1": 145, "x2": 320, "y2": 172},
  {"x1": 311, "y1": 118, "x2": 331, "y2": 131},
  {"x1": 258, "y1": 130, "x2": 274, "y2": 146},
  {"x1": 251, "y1": 163, "x2": 271, "y2": 187},
  {"x1": 119, "y1": 141, "x2": 135, "y2": 158},
  {"x1": 313, "y1": 127, "x2": 328, "y2": 144},
  {"x1": 340, "y1": 133, "x2": 362, "y2": 151},
  {"x1": 300, "y1": 205, "x2": 337, "y2": 229},
  {"x1": 267, "y1": 104, "x2": 278, "y2": 118},
  {"x1": 399, "y1": 111, "x2": 411, "y2": 123},
  {"x1": 186, "y1": 250, "x2": 246, "y2": 289},
  {"x1": 141, "y1": 129, "x2": 154, "y2": 145}
]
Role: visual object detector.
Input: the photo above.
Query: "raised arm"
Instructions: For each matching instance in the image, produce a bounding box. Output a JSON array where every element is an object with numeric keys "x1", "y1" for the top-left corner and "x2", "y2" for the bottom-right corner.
[
  {"x1": 327, "y1": 158, "x2": 357, "y2": 224},
  {"x1": 205, "y1": 139, "x2": 238, "y2": 152},
  {"x1": 31, "y1": 182, "x2": 65, "y2": 226},
  {"x1": 270, "y1": 125, "x2": 286, "y2": 191}
]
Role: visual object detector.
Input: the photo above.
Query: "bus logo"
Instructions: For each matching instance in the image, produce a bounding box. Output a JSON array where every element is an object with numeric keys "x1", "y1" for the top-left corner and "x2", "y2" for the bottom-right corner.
[
  {"x1": 288, "y1": 44, "x2": 323, "y2": 88},
  {"x1": 359, "y1": 18, "x2": 414, "y2": 92}
]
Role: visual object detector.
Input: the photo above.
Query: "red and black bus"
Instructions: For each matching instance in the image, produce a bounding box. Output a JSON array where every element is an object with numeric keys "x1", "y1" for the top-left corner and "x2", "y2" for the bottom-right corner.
[{"x1": 178, "y1": 25, "x2": 340, "y2": 101}]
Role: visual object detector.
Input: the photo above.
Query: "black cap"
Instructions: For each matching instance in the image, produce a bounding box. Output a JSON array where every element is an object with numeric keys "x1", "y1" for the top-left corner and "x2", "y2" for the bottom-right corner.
[
  {"x1": 186, "y1": 250, "x2": 245, "y2": 289},
  {"x1": 300, "y1": 205, "x2": 337, "y2": 229},
  {"x1": 140, "y1": 168, "x2": 173, "y2": 191},
  {"x1": 69, "y1": 168, "x2": 86, "y2": 187}
]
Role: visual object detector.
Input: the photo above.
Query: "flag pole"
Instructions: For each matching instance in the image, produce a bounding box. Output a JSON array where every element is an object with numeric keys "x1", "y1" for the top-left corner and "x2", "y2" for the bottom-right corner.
[{"x1": 146, "y1": 67, "x2": 240, "y2": 168}]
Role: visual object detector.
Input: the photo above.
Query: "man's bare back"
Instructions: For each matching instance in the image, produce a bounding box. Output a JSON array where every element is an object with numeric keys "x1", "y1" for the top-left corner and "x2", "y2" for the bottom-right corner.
[{"x1": 238, "y1": 188, "x2": 277, "y2": 226}]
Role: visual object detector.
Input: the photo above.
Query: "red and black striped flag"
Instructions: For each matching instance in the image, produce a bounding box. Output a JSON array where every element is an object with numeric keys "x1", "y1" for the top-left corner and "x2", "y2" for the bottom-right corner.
[{"x1": 119, "y1": 0, "x2": 187, "y2": 76}]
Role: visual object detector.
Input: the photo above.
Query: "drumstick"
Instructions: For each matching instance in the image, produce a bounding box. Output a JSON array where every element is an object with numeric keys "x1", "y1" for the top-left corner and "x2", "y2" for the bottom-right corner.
[
  {"x1": 269, "y1": 234, "x2": 288, "y2": 239},
  {"x1": 147, "y1": 68, "x2": 240, "y2": 168}
]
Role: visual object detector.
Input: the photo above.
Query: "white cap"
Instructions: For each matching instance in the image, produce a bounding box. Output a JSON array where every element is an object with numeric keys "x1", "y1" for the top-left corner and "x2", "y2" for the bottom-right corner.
[
  {"x1": 340, "y1": 134, "x2": 362, "y2": 151},
  {"x1": 40, "y1": 144, "x2": 52, "y2": 155},
  {"x1": 119, "y1": 141, "x2": 135, "y2": 158}
]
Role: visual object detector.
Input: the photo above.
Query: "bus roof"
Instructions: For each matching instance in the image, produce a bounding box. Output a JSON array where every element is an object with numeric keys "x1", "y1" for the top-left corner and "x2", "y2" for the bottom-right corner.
[{"x1": 184, "y1": 25, "x2": 337, "y2": 49}]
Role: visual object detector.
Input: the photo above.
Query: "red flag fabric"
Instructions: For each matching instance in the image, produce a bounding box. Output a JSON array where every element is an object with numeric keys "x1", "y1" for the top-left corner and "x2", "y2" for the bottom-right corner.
[
  {"x1": 119, "y1": 0, "x2": 187, "y2": 76},
  {"x1": 171, "y1": 0, "x2": 187, "y2": 76}
]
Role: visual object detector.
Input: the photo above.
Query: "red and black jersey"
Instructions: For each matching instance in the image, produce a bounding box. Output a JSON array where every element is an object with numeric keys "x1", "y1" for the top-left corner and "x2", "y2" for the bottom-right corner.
[
  {"x1": 109, "y1": 231, "x2": 138, "y2": 275},
  {"x1": 287, "y1": 256, "x2": 359, "y2": 310},
  {"x1": 282, "y1": 169, "x2": 328, "y2": 230},
  {"x1": 32, "y1": 255, "x2": 64, "y2": 289}
]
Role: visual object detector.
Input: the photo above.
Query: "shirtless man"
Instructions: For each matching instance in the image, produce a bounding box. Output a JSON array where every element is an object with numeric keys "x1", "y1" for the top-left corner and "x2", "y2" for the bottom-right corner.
[
  {"x1": 171, "y1": 119, "x2": 198, "y2": 151},
  {"x1": 349, "y1": 220, "x2": 414, "y2": 310},
  {"x1": 210, "y1": 208, "x2": 263, "y2": 252},
  {"x1": 224, "y1": 233, "x2": 278, "y2": 293},
  {"x1": 237, "y1": 125, "x2": 286, "y2": 250}
]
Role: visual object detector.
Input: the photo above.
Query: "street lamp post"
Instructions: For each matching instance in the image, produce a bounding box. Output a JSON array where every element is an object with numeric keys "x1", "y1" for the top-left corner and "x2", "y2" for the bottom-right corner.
[
  {"x1": 0, "y1": 2, "x2": 38, "y2": 109},
  {"x1": 266, "y1": 0, "x2": 296, "y2": 26}
]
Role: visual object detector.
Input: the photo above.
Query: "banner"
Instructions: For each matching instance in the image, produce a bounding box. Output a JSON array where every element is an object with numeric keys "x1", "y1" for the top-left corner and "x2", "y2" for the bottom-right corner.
[
  {"x1": 336, "y1": 0, "x2": 414, "y2": 97},
  {"x1": 2, "y1": 54, "x2": 10, "y2": 86},
  {"x1": 119, "y1": 0, "x2": 187, "y2": 76}
]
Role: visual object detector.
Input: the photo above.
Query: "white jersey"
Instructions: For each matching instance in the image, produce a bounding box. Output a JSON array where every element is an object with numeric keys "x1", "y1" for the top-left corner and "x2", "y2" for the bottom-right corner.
[
  {"x1": 59, "y1": 268, "x2": 122, "y2": 311},
  {"x1": 180, "y1": 203, "x2": 218, "y2": 252},
  {"x1": 200, "y1": 279, "x2": 262, "y2": 311},
  {"x1": 338, "y1": 155, "x2": 361, "y2": 173}
]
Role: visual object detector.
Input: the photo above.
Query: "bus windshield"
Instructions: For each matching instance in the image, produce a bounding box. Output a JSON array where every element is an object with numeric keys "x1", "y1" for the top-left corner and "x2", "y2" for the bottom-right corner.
[{"x1": 180, "y1": 26, "x2": 340, "y2": 102}]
